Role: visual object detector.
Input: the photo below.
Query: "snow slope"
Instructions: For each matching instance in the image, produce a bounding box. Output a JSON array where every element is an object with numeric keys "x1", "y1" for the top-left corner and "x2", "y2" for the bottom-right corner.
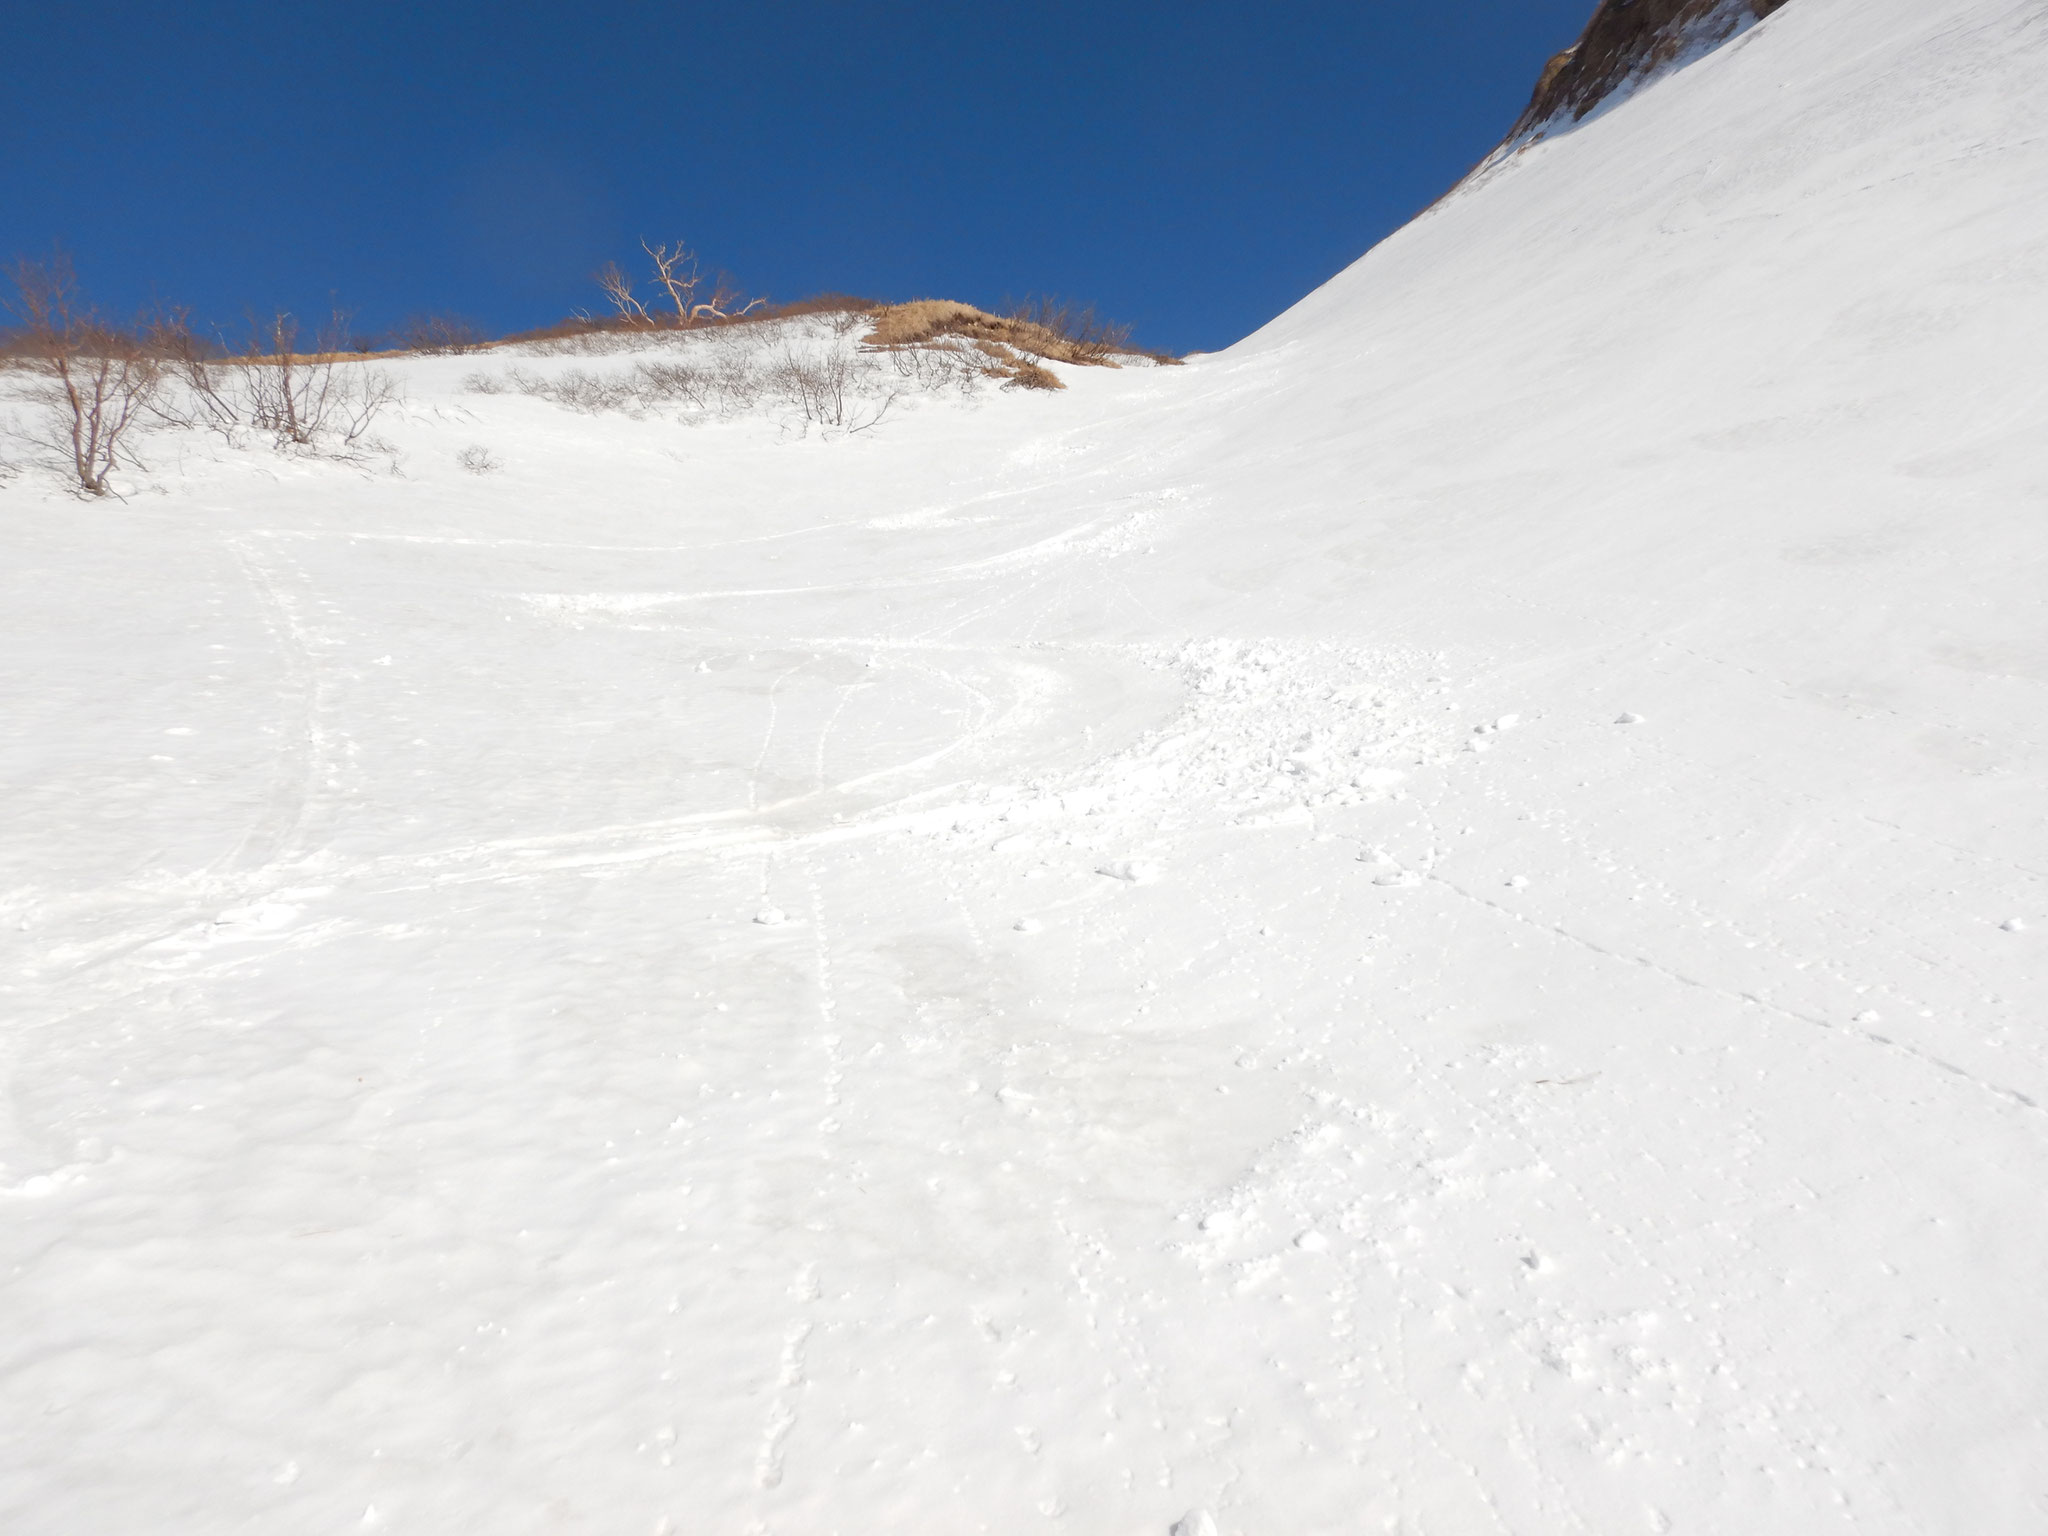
[{"x1": 4, "y1": 0, "x2": 2046, "y2": 1530}]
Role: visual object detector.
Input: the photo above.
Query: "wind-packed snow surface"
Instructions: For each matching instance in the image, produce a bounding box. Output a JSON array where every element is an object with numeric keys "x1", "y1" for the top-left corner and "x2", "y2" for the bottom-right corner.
[{"x1": 5, "y1": 0, "x2": 2046, "y2": 1530}]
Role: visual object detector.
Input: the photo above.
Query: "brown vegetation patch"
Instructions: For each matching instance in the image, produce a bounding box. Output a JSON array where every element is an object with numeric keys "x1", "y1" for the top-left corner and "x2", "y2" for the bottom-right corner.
[
  {"x1": 1001, "y1": 356, "x2": 1065, "y2": 391},
  {"x1": 1507, "y1": 0, "x2": 1792, "y2": 141},
  {"x1": 863, "y1": 298, "x2": 1148, "y2": 371}
]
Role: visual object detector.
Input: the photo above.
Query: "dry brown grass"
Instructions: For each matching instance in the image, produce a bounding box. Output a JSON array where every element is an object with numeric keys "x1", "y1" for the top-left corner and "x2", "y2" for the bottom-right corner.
[
  {"x1": 864, "y1": 300, "x2": 1003, "y2": 348},
  {"x1": 862, "y1": 299, "x2": 1117, "y2": 371},
  {"x1": 1002, "y1": 356, "x2": 1064, "y2": 391}
]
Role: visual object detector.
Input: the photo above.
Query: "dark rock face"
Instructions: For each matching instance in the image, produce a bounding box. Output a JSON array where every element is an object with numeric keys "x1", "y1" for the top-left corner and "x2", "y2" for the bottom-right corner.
[{"x1": 1507, "y1": 0, "x2": 1794, "y2": 143}]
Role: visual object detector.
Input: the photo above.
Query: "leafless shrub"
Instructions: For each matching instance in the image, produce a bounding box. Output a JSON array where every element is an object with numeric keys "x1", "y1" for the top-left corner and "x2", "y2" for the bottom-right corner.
[
  {"x1": 395, "y1": 313, "x2": 489, "y2": 355},
  {"x1": 824, "y1": 304, "x2": 875, "y2": 338},
  {"x1": 491, "y1": 366, "x2": 641, "y2": 413},
  {"x1": 237, "y1": 310, "x2": 401, "y2": 454},
  {"x1": 457, "y1": 444, "x2": 501, "y2": 474},
  {"x1": 549, "y1": 367, "x2": 636, "y2": 412},
  {"x1": 143, "y1": 305, "x2": 239, "y2": 437},
  {"x1": 766, "y1": 346, "x2": 846, "y2": 425},
  {"x1": 513, "y1": 329, "x2": 652, "y2": 358},
  {"x1": 634, "y1": 360, "x2": 711, "y2": 408},
  {"x1": 867, "y1": 319, "x2": 1061, "y2": 391},
  {"x1": 1002, "y1": 295, "x2": 1180, "y2": 363},
  {"x1": 766, "y1": 342, "x2": 898, "y2": 430},
  {"x1": 705, "y1": 327, "x2": 765, "y2": 408},
  {"x1": 486, "y1": 358, "x2": 712, "y2": 414},
  {"x1": 1002, "y1": 356, "x2": 1064, "y2": 391},
  {"x1": 1003, "y1": 295, "x2": 1132, "y2": 363},
  {"x1": 477, "y1": 319, "x2": 995, "y2": 429},
  {"x1": 5, "y1": 253, "x2": 162, "y2": 496},
  {"x1": 331, "y1": 369, "x2": 404, "y2": 454},
  {"x1": 240, "y1": 312, "x2": 318, "y2": 443},
  {"x1": 886, "y1": 338, "x2": 990, "y2": 396}
]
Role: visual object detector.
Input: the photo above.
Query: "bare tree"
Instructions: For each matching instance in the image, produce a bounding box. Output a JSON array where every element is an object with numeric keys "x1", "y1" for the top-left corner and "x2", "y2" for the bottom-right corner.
[
  {"x1": 642, "y1": 240, "x2": 702, "y2": 320},
  {"x1": 592, "y1": 241, "x2": 768, "y2": 327},
  {"x1": 6, "y1": 253, "x2": 161, "y2": 496},
  {"x1": 594, "y1": 261, "x2": 651, "y2": 324}
]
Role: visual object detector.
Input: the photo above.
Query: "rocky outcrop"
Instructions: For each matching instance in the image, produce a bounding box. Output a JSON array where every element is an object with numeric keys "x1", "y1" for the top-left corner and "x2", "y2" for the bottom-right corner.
[{"x1": 1505, "y1": 0, "x2": 1794, "y2": 144}]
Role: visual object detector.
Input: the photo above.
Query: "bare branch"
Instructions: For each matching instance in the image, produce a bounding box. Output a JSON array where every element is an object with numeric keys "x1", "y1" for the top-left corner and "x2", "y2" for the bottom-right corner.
[
  {"x1": 594, "y1": 261, "x2": 650, "y2": 323},
  {"x1": 642, "y1": 240, "x2": 701, "y2": 321},
  {"x1": 690, "y1": 274, "x2": 765, "y2": 322},
  {"x1": 236, "y1": 308, "x2": 399, "y2": 457},
  {"x1": 6, "y1": 252, "x2": 162, "y2": 496},
  {"x1": 143, "y1": 305, "x2": 238, "y2": 436}
]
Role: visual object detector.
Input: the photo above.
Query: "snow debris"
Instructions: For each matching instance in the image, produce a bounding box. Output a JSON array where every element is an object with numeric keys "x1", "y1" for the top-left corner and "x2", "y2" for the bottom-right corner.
[{"x1": 1095, "y1": 859, "x2": 1161, "y2": 885}]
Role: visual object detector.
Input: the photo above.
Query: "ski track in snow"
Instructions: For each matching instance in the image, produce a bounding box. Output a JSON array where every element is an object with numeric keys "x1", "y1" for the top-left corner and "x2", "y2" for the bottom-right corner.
[{"x1": 5, "y1": 0, "x2": 2048, "y2": 1530}]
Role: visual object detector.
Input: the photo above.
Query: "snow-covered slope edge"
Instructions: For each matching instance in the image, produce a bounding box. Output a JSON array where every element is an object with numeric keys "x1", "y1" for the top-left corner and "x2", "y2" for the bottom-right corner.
[
  {"x1": 3, "y1": 0, "x2": 2046, "y2": 1533},
  {"x1": 1496, "y1": 0, "x2": 1794, "y2": 155}
]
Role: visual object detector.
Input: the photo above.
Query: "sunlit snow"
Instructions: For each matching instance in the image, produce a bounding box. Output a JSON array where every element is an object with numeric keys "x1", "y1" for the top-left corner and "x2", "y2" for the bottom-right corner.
[{"x1": 4, "y1": 0, "x2": 2045, "y2": 1530}]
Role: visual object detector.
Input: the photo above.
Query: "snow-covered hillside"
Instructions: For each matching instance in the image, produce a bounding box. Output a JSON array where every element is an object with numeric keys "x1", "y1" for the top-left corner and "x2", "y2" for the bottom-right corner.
[{"x1": 4, "y1": 0, "x2": 2045, "y2": 1530}]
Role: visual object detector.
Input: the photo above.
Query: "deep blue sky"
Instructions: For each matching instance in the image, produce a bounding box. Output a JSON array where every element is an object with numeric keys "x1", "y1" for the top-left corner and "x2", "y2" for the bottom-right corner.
[{"x1": 3, "y1": 1, "x2": 1593, "y2": 354}]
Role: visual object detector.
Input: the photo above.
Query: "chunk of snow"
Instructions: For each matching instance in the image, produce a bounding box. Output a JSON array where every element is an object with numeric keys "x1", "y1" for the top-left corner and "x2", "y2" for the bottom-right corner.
[{"x1": 1096, "y1": 860, "x2": 1160, "y2": 885}]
